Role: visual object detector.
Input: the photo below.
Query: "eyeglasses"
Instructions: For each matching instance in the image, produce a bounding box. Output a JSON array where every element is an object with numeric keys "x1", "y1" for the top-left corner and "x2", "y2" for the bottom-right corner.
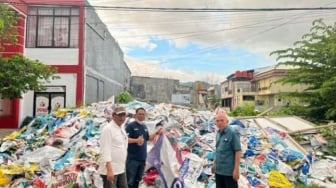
[{"x1": 216, "y1": 119, "x2": 225, "y2": 122}]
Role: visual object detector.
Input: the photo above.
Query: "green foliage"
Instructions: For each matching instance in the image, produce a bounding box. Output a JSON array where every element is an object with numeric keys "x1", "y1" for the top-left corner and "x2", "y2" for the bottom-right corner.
[
  {"x1": 0, "y1": 3, "x2": 19, "y2": 50},
  {"x1": 0, "y1": 4, "x2": 59, "y2": 99},
  {"x1": 271, "y1": 19, "x2": 336, "y2": 121},
  {"x1": 115, "y1": 92, "x2": 133, "y2": 104},
  {"x1": 320, "y1": 127, "x2": 335, "y2": 139},
  {"x1": 292, "y1": 134, "x2": 304, "y2": 142},
  {"x1": 229, "y1": 103, "x2": 258, "y2": 117},
  {"x1": 0, "y1": 55, "x2": 59, "y2": 99},
  {"x1": 268, "y1": 104, "x2": 308, "y2": 116}
]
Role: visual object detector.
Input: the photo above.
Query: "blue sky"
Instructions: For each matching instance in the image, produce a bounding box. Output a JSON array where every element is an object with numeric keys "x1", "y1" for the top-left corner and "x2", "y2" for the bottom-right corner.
[
  {"x1": 89, "y1": 0, "x2": 336, "y2": 83},
  {"x1": 127, "y1": 38, "x2": 271, "y2": 75}
]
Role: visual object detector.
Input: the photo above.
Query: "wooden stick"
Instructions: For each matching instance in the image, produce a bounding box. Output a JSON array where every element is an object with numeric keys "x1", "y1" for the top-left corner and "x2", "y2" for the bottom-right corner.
[
  {"x1": 286, "y1": 135, "x2": 307, "y2": 154},
  {"x1": 253, "y1": 118, "x2": 268, "y2": 138},
  {"x1": 288, "y1": 123, "x2": 336, "y2": 134},
  {"x1": 256, "y1": 107, "x2": 274, "y2": 117}
]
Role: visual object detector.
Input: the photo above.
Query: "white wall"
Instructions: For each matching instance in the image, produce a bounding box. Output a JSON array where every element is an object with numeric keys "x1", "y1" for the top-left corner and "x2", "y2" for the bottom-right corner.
[
  {"x1": 25, "y1": 48, "x2": 79, "y2": 65},
  {"x1": 19, "y1": 47, "x2": 79, "y2": 124},
  {"x1": 172, "y1": 94, "x2": 191, "y2": 105},
  {"x1": 20, "y1": 73, "x2": 77, "y2": 122}
]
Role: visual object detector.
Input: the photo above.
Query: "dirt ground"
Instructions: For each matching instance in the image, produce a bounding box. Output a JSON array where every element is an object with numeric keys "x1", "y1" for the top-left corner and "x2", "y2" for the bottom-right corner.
[{"x1": 0, "y1": 129, "x2": 17, "y2": 139}]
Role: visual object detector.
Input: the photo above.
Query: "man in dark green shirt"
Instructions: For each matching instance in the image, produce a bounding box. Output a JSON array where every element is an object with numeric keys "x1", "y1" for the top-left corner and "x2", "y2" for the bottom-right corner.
[{"x1": 213, "y1": 113, "x2": 241, "y2": 188}]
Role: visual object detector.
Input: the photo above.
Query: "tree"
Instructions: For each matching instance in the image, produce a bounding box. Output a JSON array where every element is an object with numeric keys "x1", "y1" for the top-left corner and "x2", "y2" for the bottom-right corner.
[
  {"x1": 271, "y1": 19, "x2": 336, "y2": 121},
  {"x1": 0, "y1": 3, "x2": 59, "y2": 99},
  {"x1": 0, "y1": 3, "x2": 18, "y2": 50},
  {"x1": 0, "y1": 55, "x2": 59, "y2": 99},
  {"x1": 115, "y1": 91, "x2": 133, "y2": 104},
  {"x1": 229, "y1": 103, "x2": 258, "y2": 117}
]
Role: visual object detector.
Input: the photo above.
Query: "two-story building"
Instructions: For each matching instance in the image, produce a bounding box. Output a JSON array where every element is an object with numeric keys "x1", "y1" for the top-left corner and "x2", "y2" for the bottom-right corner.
[
  {"x1": 253, "y1": 65, "x2": 307, "y2": 111},
  {"x1": 220, "y1": 70, "x2": 255, "y2": 112},
  {"x1": 0, "y1": 0, "x2": 131, "y2": 128},
  {"x1": 219, "y1": 65, "x2": 307, "y2": 112}
]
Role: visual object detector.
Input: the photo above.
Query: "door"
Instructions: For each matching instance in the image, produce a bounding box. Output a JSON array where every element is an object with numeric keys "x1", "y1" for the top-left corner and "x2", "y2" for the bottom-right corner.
[{"x1": 33, "y1": 86, "x2": 66, "y2": 116}]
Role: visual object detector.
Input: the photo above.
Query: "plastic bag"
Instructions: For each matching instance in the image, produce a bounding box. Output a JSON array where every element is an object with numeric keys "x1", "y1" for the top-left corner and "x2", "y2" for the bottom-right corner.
[{"x1": 268, "y1": 170, "x2": 291, "y2": 188}]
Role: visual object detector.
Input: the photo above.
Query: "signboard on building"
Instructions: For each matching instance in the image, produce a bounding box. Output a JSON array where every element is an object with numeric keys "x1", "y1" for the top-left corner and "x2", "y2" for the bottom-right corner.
[
  {"x1": 172, "y1": 94, "x2": 191, "y2": 105},
  {"x1": 35, "y1": 94, "x2": 49, "y2": 116}
]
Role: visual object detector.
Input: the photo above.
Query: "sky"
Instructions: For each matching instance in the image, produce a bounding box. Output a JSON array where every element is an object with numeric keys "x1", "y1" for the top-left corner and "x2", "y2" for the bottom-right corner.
[{"x1": 87, "y1": 0, "x2": 336, "y2": 84}]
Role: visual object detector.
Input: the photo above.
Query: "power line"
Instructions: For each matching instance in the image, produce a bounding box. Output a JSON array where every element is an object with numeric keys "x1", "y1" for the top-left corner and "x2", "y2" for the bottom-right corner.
[
  {"x1": 5, "y1": 1, "x2": 336, "y2": 12},
  {"x1": 89, "y1": 6, "x2": 336, "y2": 12},
  {"x1": 6, "y1": 1, "x2": 336, "y2": 68}
]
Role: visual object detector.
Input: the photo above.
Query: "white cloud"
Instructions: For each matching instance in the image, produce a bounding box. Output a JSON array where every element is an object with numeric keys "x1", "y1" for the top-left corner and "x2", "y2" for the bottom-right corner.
[
  {"x1": 88, "y1": 0, "x2": 336, "y2": 82},
  {"x1": 125, "y1": 56, "x2": 227, "y2": 84}
]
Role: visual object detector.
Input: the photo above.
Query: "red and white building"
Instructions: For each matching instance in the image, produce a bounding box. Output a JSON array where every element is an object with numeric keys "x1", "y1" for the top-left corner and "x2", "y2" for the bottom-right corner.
[{"x1": 0, "y1": 0, "x2": 131, "y2": 128}]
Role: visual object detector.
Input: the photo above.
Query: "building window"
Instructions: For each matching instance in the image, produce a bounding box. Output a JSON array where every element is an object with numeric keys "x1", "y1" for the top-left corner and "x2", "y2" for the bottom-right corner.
[{"x1": 26, "y1": 6, "x2": 79, "y2": 48}]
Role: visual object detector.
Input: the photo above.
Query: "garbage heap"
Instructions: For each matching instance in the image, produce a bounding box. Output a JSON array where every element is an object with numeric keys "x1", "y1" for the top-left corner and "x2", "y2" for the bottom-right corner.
[{"x1": 0, "y1": 100, "x2": 336, "y2": 188}]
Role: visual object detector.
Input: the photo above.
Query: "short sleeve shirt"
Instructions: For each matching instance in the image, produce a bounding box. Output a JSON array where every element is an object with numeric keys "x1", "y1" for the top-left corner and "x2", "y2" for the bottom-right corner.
[
  {"x1": 215, "y1": 126, "x2": 241, "y2": 176},
  {"x1": 125, "y1": 121, "x2": 150, "y2": 161}
]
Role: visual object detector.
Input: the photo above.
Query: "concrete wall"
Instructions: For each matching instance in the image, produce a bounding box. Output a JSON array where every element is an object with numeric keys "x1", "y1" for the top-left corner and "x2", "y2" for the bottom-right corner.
[
  {"x1": 130, "y1": 76, "x2": 179, "y2": 104},
  {"x1": 84, "y1": 6, "x2": 131, "y2": 104}
]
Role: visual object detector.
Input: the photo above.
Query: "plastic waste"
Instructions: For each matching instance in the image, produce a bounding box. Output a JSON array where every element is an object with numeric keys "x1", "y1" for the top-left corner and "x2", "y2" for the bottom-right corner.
[
  {"x1": 268, "y1": 170, "x2": 291, "y2": 188},
  {"x1": 228, "y1": 119, "x2": 246, "y2": 128},
  {"x1": 53, "y1": 149, "x2": 74, "y2": 170}
]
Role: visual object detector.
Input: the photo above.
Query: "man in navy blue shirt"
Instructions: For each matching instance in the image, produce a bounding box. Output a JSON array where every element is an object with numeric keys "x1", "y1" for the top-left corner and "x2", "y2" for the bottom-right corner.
[
  {"x1": 213, "y1": 112, "x2": 241, "y2": 188},
  {"x1": 125, "y1": 107, "x2": 163, "y2": 188}
]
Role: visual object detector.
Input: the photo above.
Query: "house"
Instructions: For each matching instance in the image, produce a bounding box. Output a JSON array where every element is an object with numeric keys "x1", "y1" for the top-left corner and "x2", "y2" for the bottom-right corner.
[
  {"x1": 253, "y1": 65, "x2": 307, "y2": 111},
  {"x1": 220, "y1": 70, "x2": 255, "y2": 112},
  {"x1": 0, "y1": 0, "x2": 131, "y2": 128},
  {"x1": 219, "y1": 65, "x2": 307, "y2": 112}
]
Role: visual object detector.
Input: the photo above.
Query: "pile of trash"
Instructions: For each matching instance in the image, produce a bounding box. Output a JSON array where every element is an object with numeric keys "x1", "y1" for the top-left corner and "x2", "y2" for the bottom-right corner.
[{"x1": 1, "y1": 99, "x2": 336, "y2": 188}]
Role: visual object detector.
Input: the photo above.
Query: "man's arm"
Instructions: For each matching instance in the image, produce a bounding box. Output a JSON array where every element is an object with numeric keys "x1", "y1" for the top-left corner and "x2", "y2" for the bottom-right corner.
[
  {"x1": 128, "y1": 137, "x2": 143, "y2": 145},
  {"x1": 126, "y1": 123, "x2": 144, "y2": 145},
  {"x1": 106, "y1": 162, "x2": 115, "y2": 182},
  {"x1": 233, "y1": 150, "x2": 241, "y2": 181},
  {"x1": 211, "y1": 158, "x2": 216, "y2": 174},
  {"x1": 100, "y1": 127, "x2": 115, "y2": 181},
  {"x1": 232, "y1": 130, "x2": 241, "y2": 181},
  {"x1": 149, "y1": 127, "x2": 164, "y2": 141}
]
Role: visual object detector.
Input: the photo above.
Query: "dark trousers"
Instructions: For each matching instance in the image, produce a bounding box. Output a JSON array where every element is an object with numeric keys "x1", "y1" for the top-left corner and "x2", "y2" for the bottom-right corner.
[
  {"x1": 101, "y1": 172, "x2": 127, "y2": 188},
  {"x1": 215, "y1": 173, "x2": 238, "y2": 188},
  {"x1": 126, "y1": 159, "x2": 146, "y2": 188}
]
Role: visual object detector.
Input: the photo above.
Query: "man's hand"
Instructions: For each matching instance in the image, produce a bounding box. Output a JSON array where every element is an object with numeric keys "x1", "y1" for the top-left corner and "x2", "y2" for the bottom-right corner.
[
  {"x1": 211, "y1": 164, "x2": 216, "y2": 174},
  {"x1": 156, "y1": 127, "x2": 165, "y2": 135},
  {"x1": 107, "y1": 169, "x2": 115, "y2": 182},
  {"x1": 137, "y1": 135, "x2": 144, "y2": 145},
  {"x1": 233, "y1": 167, "x2": 239, "y2": 181}
]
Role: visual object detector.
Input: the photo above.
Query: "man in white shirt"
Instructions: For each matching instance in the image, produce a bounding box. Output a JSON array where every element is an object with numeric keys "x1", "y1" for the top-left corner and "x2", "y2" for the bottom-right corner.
[{"x1": 98, "y1": 106, "x2": 128, "y2": 188}]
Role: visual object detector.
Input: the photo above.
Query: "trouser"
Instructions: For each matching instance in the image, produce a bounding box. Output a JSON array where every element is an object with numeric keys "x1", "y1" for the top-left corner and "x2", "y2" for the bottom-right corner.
[
  {"x1": 101, "y1": 172, "x2": 127, "y2": 188},
  {"x1": 126, "y1": 159, "x2": 146, "y2": 188},
  {"x1": 215, "y1": 173, "x2": 238, "y2": 188}
]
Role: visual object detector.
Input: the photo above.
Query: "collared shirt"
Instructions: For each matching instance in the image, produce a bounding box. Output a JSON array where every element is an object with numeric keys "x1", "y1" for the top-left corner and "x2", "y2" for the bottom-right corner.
[
  {"x1": 125, "y1": 120, "x2": 149, "y2": 161},
  {"x1": 215, "y1": 126, "x2": 241, "y2": 176},
  {"x1": 98, "y1": 120, "x2": 128, "y2": 175}
]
